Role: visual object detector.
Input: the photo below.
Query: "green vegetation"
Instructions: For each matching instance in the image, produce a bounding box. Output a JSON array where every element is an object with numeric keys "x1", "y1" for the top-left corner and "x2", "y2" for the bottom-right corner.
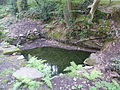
[
  {"x1": 82, "y1": 69, "x2": 102, "y2": 80},
  {"x1": 0, "y1": 0, "x2": 120, "y2": 41},
  {"x1": 0, "y1": 60, "x2": 4, "y2": 63},
  {"x1": 64, "y1": 61, "x2": 83, "y2": 76},
  {"x1": 0, "y1": 69, "x2": 14, "y2": 76},
  {"x1": 72, "y1": 84, "x2": 83, "y2": 90},
  {"x1": 90, "y1": 80, "x2": 120, "y2": 90},
  {"x1": 100, "y1": 0, "x2": 120, "y2": 4},
  {"x1": 13, "y1": 77, "x2": 40, "y2": 90},
  {"x1": 13, "y1": 55, "x2": 52, "y2": 90},
  {"x1": 23, "y1": 47, "x2": 90, "y2": 75},
  {"x1": 65, "y1": 61, "x2": 120, "y2": 90},
  {"x1": 0, "y1": 0, "x2": 120, "y2": 90},
  {"x1": 109, "y1": 58, "x2": 120, "y2": 74},
  {"x1": 27, "y1": 55, "x2": 52, "y2": 88},
  {"x1": 1, "y1": 79, "x2": 9, "y2": 84},
  {"x1": 0, "y1": 5, "x2": 10, "y2": 19}
]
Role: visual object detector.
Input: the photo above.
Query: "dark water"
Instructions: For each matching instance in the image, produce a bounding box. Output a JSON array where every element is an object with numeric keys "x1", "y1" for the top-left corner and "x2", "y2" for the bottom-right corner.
[{"x1": 22, "y1": 47, "x2": 91, "y2": 75}]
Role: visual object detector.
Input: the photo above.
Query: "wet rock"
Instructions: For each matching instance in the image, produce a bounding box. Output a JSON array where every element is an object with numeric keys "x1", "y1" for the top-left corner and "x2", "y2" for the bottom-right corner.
[
  {"x1": 13, "y1": 67, "x2": 44, "y2": 81},
  {"x1": 84, "y1": 53, "x2": 99, "y2": 66}
]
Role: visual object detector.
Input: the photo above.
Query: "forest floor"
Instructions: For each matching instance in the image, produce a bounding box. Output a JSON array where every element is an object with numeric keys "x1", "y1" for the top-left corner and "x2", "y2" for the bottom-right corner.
[
  {"x1": 0, "y1": 44, "x2": 26, "y2": 89},
  {"x1": 0, "y1": 1, "x2": 120, "y2": 90}
]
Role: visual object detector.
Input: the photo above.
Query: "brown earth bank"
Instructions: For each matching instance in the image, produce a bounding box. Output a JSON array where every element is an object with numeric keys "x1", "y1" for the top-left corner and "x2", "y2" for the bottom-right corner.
[{"x1": 7, "y1": 18, "x2": 103, "y2": 53}]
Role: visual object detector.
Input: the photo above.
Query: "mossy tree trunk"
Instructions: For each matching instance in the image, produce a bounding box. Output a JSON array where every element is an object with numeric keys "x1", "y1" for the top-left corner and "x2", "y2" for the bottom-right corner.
[
  {"x1": 63, "y1": 0, "x2": 73, "y2": 28},
  {"x1": 109, "y1": 0, "x2": 112, "y2": 5},
  {"x1": 10, "y1": 0, "x2": 28, "y2": 15},
  {"x1": 88, "y1": 0, "x2": 101, "y2": 22}
]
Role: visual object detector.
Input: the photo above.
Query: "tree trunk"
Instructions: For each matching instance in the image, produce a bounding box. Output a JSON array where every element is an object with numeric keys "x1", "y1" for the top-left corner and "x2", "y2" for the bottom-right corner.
[
  {"x1": 109, "y1": 0, "x2": 112, "y2": 5},
  {"x1": 10, "y1": 0, "x2": 18, "y2": 15},
  {"x1": 17, "y1": 0, "x2": 28, "y2": 12},
  {"x1": 63, "y1": 0, "x2": 73, "y2": 28},
  {"x1": 88, "y1": 0, "x2": 101, "y2": 22}
]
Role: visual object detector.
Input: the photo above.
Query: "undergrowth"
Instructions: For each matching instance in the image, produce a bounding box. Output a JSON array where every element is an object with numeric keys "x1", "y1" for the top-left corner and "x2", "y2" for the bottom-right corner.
[
  {"x1": 13, "y1": 55, "x2": 52, "y2": 90},
  {"x1": 64, "y1": 61, "x2": 83, "y2": 76},
  {"x1": 65, "y1": 61, "x2": 120, "y2": 90}
]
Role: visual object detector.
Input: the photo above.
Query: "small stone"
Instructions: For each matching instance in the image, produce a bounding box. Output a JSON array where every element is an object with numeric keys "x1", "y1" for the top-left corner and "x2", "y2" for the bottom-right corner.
[
  {"x1": 17, "y1": 55, "x2": 24, "y2": 60},
  {"x1": 60, "y1": 87, "x2": 62, "y2": 90},
  {"x1": 13, "y1": 67, "x2": 44, "y2": 81},
  {"x1": 73, "y1": 77, "x2": 77, "y2": 81},
  {"x1": 12, "y1": 52, "x2": 18, "y2": 56},
  {"x1": 19, "y1": 34, "x2": 24, "y2": 37},
  {"x1": 33, "y1": 28, "x2": 38, "y2": 32}
]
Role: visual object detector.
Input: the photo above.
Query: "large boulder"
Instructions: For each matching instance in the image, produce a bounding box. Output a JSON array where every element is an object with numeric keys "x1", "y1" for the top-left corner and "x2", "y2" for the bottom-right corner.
[
  {"x1": 84, "y1": 53, "x2": 100, "y2": 66},
  {"x1": 13, "y1": 67, "x2": 44, "y2": 81}
]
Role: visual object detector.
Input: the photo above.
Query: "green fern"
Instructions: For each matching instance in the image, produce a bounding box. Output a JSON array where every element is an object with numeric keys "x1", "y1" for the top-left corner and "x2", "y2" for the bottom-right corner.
[
  {"x1": 13, "y1": 55, "x2": 52, "y2": 89},
  {"x1": 72, "y1": 84, "x2": 83, "y2": 90},
  {"x1": 27, "y1": 55, "x2": 52, "y2": 88},
  {"x1": 82, "y1": 69, "x2": 102, "y2": 80},
  {"x1": 13, "y1": 78, "x2": 40, "y2": 90},
  {"x1": 90, "y1": 80, "x2": 120, "y2": 90},
  {"x1": 64, "y1": 61, "x2": 83, "y2": 76}
]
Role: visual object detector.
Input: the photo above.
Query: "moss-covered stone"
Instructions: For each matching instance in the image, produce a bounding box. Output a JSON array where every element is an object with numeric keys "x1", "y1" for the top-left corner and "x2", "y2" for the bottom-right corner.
[
  {"x1": 2, "y1": 45, "x2": 21, "y2": 55},
  {"x1": 3, "y1": 48, "x2": 21, "y2": 55}
]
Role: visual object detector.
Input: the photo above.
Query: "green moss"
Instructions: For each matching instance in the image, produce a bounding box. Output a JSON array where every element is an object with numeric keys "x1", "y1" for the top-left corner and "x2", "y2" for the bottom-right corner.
[
  {"x1": 3, "y1": 48, "x2": 21, "y2": 55},
  {"x1": 100, "y1": 0, "x2": 120, "y2": 5},
  {"x1": 104, "y1": 38, "x2": 115, "y2": 43},
  {"x1": 2, "y1": 80, "x2": 9, "y2": 84},
  {"x1": 48, "y1": 31, "x2": 63, "y2": 39},
  {"x1": 0, "y1": 60, "x2": 4, "y2": 63}
]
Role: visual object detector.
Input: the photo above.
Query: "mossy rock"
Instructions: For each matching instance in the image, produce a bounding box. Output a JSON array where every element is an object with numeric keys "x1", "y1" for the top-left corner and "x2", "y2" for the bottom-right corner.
[{"x1": 3, "y1": 45, "x2": 21, "y2": 55}]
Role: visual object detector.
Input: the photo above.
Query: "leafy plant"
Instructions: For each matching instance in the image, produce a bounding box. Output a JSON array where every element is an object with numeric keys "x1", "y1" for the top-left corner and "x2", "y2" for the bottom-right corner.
[
  {"x1": 64, "y1": 61, "x2": 83, "y2": 76},
  {"x1": 0, "y1": 60, "x2": 4, "y2": 63},
  {"x1": 27, "y1": 55, "x2": 52, "y2": 88},
  {"x1": 72, "y1": 84, "x2": 83, "y2": 90},
  {"x1": 0, "y1": 5, "x2": 10, "y2": 19},
  {"x1": 90, "y1": 80, "x2": 120, "y2": 90},
  {"x1": 109, "y1": 58, "x2": 120, "y2": 74},
  {"x1": 82, "y1": 69, "x2": 102, "y2": 80},
  {"x1": 13, "y1": 55, "x2": 52, "y2": 90},
  {"x1": 13, "y1": 77, "x2": 40, "y2": 90},
  {"x1": 24, "y1": 0, "x2": 61, "y2": 21},
  {"x1": 0, "y1": 69, "x2": 14, "y2": 76}
]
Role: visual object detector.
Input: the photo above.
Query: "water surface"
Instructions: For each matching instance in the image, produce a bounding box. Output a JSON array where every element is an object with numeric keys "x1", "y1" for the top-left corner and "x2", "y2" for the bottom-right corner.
[{"x1": 22, "y1": 47, "x2": 91, "y2": 75}]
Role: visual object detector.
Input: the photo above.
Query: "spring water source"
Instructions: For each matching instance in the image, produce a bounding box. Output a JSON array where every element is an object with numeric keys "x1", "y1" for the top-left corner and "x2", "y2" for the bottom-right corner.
[{"x1": 22, "y1": 47, "x2": 91, "y2": 75}]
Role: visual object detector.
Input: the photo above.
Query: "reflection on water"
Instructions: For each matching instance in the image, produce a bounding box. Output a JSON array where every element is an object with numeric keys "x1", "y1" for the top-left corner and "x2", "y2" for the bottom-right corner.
[{"x1": 22, "y1": 47, "x2": 91, "y2": 75}]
